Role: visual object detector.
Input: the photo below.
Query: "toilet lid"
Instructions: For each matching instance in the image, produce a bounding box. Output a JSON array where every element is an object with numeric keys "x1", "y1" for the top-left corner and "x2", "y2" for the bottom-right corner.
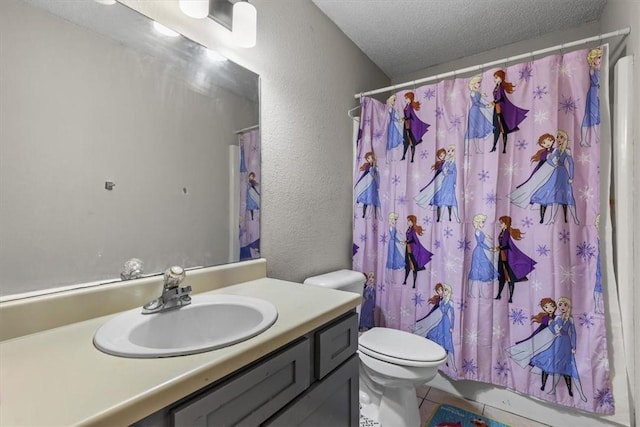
[{"x1": 359, "y1": 327, "x2": 447, "y2": 365}]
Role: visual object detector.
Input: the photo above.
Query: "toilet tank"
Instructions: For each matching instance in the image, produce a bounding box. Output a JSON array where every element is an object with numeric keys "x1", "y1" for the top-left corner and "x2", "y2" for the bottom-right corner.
[{"x1": 303, "y1": 269, "x2": 366, "y2": 294}]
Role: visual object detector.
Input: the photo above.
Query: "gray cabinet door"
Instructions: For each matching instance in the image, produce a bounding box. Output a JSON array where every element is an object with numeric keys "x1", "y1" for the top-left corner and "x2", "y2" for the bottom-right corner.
[
  {"x1": 171, "y1": 338, "x2": 311, "y2": 427},
  {"x1": 314, "y1": 312, "x2": 358, "y2": 380},
  {"x1": 264, "y1": 354, "x2": 359, "y2": 427}
]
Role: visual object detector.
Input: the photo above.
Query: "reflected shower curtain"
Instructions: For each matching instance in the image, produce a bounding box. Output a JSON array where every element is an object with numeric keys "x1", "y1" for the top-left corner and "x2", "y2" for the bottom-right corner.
[
  {"x1": 352, "y1": 46, "x2": 615, "y2": 413},
  {"x1": 239, "y1": 128, "x2": 260, "y2": 260}
]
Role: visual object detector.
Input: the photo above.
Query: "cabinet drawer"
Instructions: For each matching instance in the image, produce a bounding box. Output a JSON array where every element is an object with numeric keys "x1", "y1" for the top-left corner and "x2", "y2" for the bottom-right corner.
[
  {"x1": 171, "y1": 338, "x2": 311, "y2": 427},
  {"x1": 263, "y1": 354, "x2": 359, "y2": 427},
  {"x1": 314, "y1": 312, "x2": 358, "y2": 380}
]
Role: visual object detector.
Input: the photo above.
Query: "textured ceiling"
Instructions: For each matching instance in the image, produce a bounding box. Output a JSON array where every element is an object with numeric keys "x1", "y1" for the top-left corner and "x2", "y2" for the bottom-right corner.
[{"x1": 312, "y1": 0, "x2": 607, "y2": 78}]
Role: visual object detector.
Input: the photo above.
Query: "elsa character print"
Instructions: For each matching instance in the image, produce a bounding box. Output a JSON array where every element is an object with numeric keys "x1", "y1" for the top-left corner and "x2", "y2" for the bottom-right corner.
[
  {"x1": 467, "y1": 213, "x2": 498, "y2": 298},
  {"x1": 431, "y1": 145, "x2": 460, "y2": 222},
  {"x1": 359, "y1": 272, "x2": 376, "y2": 331},
  {"x1": 385, "y1": 212, "x2": 405, "y2": 274},
  {"x1": 580, "y1": 47, "x2": 602, "y2": 147},
  {"x1": 464, "y1": 74, "x2": 493, "y2": 155},
  {"x1": 425, "y1": 283, "x2": 457, "y2": 371},
  {"x1": 385, "y1": 94, "x2": 403, "y2": 163},
  {"x1": 505, "y1": 298, "x2": 557, "y2": 367},
  {"x1": 544, "y1": 130, "x2": 579, "y2": 225},
  {"x1": 529, "y1": 297, "x2": 587, "y2": 401},
  {"x1": 414, "y1": 148, "x2": 446, "y2": 210},
  {"x1": 401, "y1": 91, "x2": 430, "y2": 163},
  {"x1": 354, "y1": 151, "x2": 381, "y2": 219},
  {"x1": 246, "y1": 172, "x2": 260, "y2": 220}
]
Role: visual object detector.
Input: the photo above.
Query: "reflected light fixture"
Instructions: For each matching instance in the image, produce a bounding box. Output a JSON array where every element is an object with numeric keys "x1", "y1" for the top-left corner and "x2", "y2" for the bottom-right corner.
[
  {"x1": 153, "y1": 21, "x2": 180, "y2": 37},
  {"x1": 178, "y1": 0, "x2": 209, "y2": 19},
  {"x1": 205, "y1": 48, "x2": 228, "y2": 62},
  {"x1": 232, "y1": 0, "x2": 257, "y2": 48},
  {"x1": 94, "y1": 0, "x2": 116, "y2": 5}
]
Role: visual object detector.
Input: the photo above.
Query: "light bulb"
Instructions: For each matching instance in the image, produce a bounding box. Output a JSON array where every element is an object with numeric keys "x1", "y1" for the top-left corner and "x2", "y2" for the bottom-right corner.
[
  {"x1": 205, "y1": 49, "x2": 227, "y2": 62},
  {"x1": 153, "y1": 22, "x2": 180, "y2": 37},
  {"x1": 94, "y1": 0, "x2": 116, "y2": 5},
  {"x1": 178, "y1": 0, "x2": 209, "y2": 19},
  {"x1": 232, "y1": 1, "x2": 257, "y2": 48}
]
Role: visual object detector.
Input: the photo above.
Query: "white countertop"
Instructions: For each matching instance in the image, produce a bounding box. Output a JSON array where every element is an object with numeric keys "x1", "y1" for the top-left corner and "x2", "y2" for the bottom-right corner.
[{"x1": 0, "y1": 278, "x2": 360, "y2": 426}]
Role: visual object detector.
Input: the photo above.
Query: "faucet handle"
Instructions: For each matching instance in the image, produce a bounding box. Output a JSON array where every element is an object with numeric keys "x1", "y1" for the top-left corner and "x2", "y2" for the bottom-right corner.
[{"x1": 163, "y1": 266, "x2": 186, "y2": 289}]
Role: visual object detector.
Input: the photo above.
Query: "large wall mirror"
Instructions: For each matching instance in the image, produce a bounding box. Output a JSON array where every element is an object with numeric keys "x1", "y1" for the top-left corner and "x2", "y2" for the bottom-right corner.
[{"x1": 0, "y1": 0, "x2": 260, "y2": 298}]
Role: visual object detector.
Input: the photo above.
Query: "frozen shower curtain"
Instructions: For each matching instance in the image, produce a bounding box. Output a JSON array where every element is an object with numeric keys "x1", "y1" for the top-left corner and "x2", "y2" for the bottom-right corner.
[
  {"x1": 352, "y1": 46, "x2": 615, "y2": 414},
  {"x1": 239, "y1": 128, "x2": 260, "y2": 260}
]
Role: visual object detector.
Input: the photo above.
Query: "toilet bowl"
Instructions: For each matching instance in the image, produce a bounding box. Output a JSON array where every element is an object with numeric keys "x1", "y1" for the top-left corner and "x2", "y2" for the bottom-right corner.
[{"x1": 304, "y1": 270, "x2": 448, "y2": 427}]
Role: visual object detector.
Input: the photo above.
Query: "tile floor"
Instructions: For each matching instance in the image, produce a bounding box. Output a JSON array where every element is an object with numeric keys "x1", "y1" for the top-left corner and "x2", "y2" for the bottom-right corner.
[{"x1": 416, "y1": 385, "x2": 551, "y2": 427}]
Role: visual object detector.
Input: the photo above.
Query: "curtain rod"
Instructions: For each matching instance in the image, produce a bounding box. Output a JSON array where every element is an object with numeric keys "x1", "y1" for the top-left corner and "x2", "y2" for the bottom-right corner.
[
  {"x1": 354, "y1": 27, "x2": 630, "y2": 99},
  {"x1": 234, "y1": 124, "x2": 259, "y2": 134}
]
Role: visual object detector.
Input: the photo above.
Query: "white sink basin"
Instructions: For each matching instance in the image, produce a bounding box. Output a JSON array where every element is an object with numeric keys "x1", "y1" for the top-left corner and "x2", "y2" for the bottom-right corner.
[{"x1": 94, "y1": 294, "x2": 278, "y2": 358}]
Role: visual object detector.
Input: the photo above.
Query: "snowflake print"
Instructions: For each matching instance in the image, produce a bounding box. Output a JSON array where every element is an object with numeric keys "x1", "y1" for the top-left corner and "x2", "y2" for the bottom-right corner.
[
  {"x1": 478, "y1": 170, "x2": 490, "y2": 182},
  {"x1": 493, "y1": 325, "x2": 505, "y2": 339},
  {"x1": 494, "y1": 360, "x2": 511, "y2": 378},
  {"x1": 435, "y1": 107, "x2": 445, "y2": 119},
  {"x1": 484, "y1": 191, "x2": 498, "y2": 206},
  {"x1": 465, "y1": 329, "x2": 479, "y2": 345},
  {"x1": 457, "y1": 238, "x2": 471, "y2": 251},
  {"x1": 577, "y1": 152, "x2": 591, "y2": 165},
  {"x1": 579, "y1": 185, "x2": 595, "y2": 201},
  {"x1": 576, "y1": 241, "x2": 596, "y2": 261},
  {"x1": 445, "y1": 256, "x2": 460, "y2": 273},
  {"x1": 391, "y1": 174, "x2": 401, "y2": 185},
  {"x1": 536, "y1": 244, "x2": 551, "y2": 256},
  {"x1": 443, "y1": 227, "x2": 453, "y2": 238},
  {"x1": 420, "y1": 150, "x2": 430, "y2": 160},
  {"x1": 557, "y1": 62, "x2": 574, "y2": 78},
  {"x1": 400, "y1": 306, "x2": 411, "y2": 318},
  {"x1": 530, "y1": 279, "x2": 542, "y2": 291},
  {"x1": 412, "y1": 293, "x2": 425, "y2": 307},
  {"x1": 462, "y1": 188, "x2": 474, "y2": 202},
  {"x1": 359, "y1": 233, "x2": 367, "y2": 243},
  {"x1": 423, "y1": 88, "x2": 436, "y2": 100},
  {"x1": 363, "y1": 117, "x2": 372, "y2": 127},
  {"x1": 462, "y1": 359, "x2": 477, "y2": 376},
  {"x1": 435, "y1": 239, "x2": 442, "y2": 249},
  {"x1": 595, "y1": 388, "x2": 615, "y2": 410},
  {"x1": 519, "y1": 63, "x2": 533, "y2": 81},
  {"x1": 558, "y1": 229, "x2": 571, "y2": 243},
  {"x1": 373, "y1": 129, "x2": 384, "y2": 141},
  {"x1": 372, "y1": 222, "x2": 378, "y2": 233},
  {"x1": 558, "y1": 264, "x2": 578, "y2": 286},
  {"x1": 509, "y1": 308, "x2": 527, "y2": 325},
  {"x1": 446, "y1": 89, "x2": 460, "y2": 102},
  {"x1": 521, "y1": 217, "x2": 534, "y2": 228},
  {"x1": 534, "y1": 109, "x2": 549, "y2": 124},
  {"x1": 533, "y1": 85, "x2": 548, "y2": 99},
  {"x1": 396, "y1": 195, "x2": 409, "y2": 205},
  {"x1": 457, "y1": 299, "x2": 467, "y2": 311},
  {"x1": 579, "y1": 312, "x2": 594, "y2": 328},
  {"x1": 516, "y1": 139, "x2": 528, "y2": 150},
  {"x1": 378, "y1": 283, "x2": 386, "y2": 293},
  {"x1": 502, "y1": 161, "x2": 519, "y2": 177},
  {"x1": 559, "y1": 95, "x2": 579, "y2": 115},
  {"x1": 379, "y1": 233, "x2": 388, "y2": 244},
  {"x1": 448, "y1": 114, "x2": 463, "y2": 131},
  {"x1": 422, "y1": 216, "x2": 433, "y2": 226}
]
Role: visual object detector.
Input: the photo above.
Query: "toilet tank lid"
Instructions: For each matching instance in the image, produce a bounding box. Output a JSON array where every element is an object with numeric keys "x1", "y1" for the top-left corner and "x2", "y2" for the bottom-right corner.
[{"x1": 303, "y1": 269, "x2": 366, "y2": 289}]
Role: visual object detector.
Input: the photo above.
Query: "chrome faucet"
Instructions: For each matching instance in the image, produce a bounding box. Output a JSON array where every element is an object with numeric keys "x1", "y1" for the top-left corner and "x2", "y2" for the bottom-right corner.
[{"x1": 142, "y1": 266, "x2": 192, "y2": 314}]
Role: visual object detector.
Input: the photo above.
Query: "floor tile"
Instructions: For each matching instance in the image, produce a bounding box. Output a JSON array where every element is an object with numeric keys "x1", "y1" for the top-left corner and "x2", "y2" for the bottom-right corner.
[
  {"x1": 425, "y1": 387, "x2": 484, "y2": 414},
  {"x1": 416, "y1": 384, "x2": 430, "y2": 398},
  {"x1": 419, "y1": 399, "x2": 440, "y2": 425},
  {"x1": 482, "y1": 406, "x2": 550, "y2": 427}
]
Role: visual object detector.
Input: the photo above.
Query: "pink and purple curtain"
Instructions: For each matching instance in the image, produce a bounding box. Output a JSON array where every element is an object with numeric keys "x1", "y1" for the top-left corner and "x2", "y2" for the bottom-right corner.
[
  {"x1": 353, "y1": 46, "x2": 614, "y2": 414},
  {"x1": 239, "y1": 128, "x2": 260, "y2": 260}
]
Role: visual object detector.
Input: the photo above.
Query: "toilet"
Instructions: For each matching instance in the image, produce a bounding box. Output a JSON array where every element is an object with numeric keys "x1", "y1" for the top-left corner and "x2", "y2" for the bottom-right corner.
[{"x1": 304, "y1": 270, "x2": 448, "y2": 427}]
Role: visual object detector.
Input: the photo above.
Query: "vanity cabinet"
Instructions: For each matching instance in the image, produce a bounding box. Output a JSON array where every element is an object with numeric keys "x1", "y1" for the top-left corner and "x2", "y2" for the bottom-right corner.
[{"x1": 132, "y1": 311, "x2": 359, "y2": 427}]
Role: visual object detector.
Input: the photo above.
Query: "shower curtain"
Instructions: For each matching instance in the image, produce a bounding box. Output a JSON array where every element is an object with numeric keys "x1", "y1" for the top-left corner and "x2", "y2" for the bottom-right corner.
[
  {"x1": 352, "y1": 46, "x2": 615, "y2": 414},
  {"x1": 238, "y1": 127, "x2": 260, "y2": 260}
]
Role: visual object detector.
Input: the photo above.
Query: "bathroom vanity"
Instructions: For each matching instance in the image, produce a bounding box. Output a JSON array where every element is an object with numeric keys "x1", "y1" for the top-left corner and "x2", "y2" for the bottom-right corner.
[{"x1": 0, "y1": 260, "x2": 361, "y2": 426}]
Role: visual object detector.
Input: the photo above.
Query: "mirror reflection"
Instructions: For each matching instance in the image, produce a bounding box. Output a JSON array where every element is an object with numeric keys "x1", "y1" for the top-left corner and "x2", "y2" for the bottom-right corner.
[{"x1": 0, "y1": 0, "x2": 260, "y2": 297}]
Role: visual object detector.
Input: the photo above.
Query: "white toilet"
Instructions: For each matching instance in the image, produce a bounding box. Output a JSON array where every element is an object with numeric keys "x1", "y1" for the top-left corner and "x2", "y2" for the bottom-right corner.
[{"x1": 304, "y1": 270, "x2": 448, "y2": 427}]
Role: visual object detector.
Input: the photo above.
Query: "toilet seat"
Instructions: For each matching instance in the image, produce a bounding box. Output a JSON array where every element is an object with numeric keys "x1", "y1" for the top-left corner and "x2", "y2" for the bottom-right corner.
[{"x1": 359, "y1": 327, "x2": 447, "y2": 367}]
